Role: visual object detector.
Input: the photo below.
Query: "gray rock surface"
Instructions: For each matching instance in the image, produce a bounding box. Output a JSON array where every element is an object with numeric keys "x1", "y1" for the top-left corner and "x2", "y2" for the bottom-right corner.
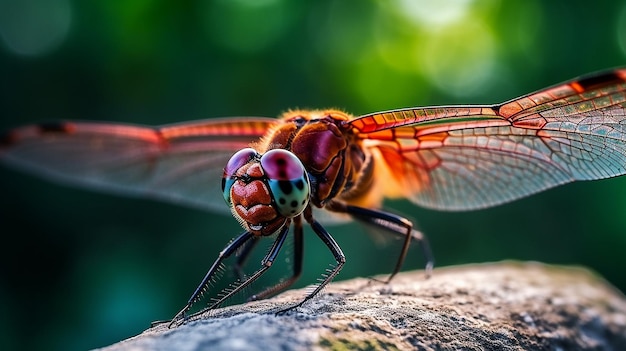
[{"x1": 97, "y1": 261, "x2": 626, "y2": 351}]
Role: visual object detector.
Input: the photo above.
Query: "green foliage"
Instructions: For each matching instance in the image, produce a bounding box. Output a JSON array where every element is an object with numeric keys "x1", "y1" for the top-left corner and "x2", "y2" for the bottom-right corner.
[{"x1": 0, "y1": 1, "x2": 625, "y2": 351}]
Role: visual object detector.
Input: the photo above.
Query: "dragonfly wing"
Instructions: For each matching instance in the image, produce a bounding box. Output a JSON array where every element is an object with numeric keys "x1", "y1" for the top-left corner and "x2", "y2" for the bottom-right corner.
[
  {"x1": 351, "y1": 69, "x2": 626, "y2": 210},
  {"x1": 0, "y1": 117, "x2": 278, "y2": 212}
]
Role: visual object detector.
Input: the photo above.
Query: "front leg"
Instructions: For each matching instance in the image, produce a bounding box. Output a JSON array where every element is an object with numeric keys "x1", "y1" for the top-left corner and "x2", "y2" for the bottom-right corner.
[
  {"x1": 248, "y1": 215, "x2": 304, "y2": 302},
  {"x1": 233, "y1": 235, "x2": 260, "y2": 281},
  {"x1": 167, "y1": 230, "x2": 255, "y2": 328},
  {"x1": 277, "y1": 209, "x2": 346, "y2": 314},
  {"x1": 175, "y1": 222, "x2": 293, "y2": 325}
]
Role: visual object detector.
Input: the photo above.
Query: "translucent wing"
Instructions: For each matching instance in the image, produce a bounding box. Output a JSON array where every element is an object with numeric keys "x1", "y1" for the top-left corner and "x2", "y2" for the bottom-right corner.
[
  {"x1": 0, "y1": 117, "x2": 278, "y2": 212},
  {"x1": 350, "y1": 69, "x2": 626, "y2": 210}
]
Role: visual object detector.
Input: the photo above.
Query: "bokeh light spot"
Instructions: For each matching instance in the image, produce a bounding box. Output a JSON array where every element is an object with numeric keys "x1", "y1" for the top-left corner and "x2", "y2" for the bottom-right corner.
[
  {"x1": 0, "y1": 0, "x2": 72, "y2": 56},
  {"x1": 418, "y1": 21, "x2": 497, "y2": 97},
  {"x1": 395, "y1": 0, "x2": 474, "y2": 29},
  {"x1": 373, "y1": 0, "x2": 500, "y2": 98}
]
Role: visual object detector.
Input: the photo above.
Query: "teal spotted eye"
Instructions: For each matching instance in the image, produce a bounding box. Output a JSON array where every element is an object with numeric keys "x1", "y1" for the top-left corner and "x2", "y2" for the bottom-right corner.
[
  {"x1": 260, "y1": 149, "x2": 310, "y2": 217},
  {"x1": 222, "y1": 148, "x2": 258, "y2": 204}
]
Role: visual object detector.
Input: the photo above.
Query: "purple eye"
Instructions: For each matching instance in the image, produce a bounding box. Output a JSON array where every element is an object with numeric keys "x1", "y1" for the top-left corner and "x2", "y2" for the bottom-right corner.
[
  {"x1": 223, "y1": 148, "x2": 258, "y2": 178},
  {"x1": 260, "y1": 149, "x2": 305, "y2": 181},
  {"x1": 222, "y1": 148, "x2": 258, "y2": 204}
]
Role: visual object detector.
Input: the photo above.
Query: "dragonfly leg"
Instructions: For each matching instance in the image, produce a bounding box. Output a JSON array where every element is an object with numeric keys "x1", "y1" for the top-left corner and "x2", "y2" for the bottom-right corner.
[
  {"x1": 167, "y1": 230, "x2": 255, "y2": 328},
  {"x1": 176, "y1": 222, "x2": 292, "y2": 324},
  {"x1": 328, "y1": 201, "x2": 434, "y2": 282},
  {"x1": 248, "y1": 215, "x2": 304, "y2": 301},
  {"x1": 277, "y1": 209, "x2": 345, "y2": 314},
  {"x1": 233, "y1": 236, "x2": 261, "y2": 281}
]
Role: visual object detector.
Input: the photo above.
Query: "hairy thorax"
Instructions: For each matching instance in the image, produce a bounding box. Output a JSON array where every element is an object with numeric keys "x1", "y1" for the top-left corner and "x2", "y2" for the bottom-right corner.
[{"x1": 257, "y1": 110, "x2": 374, "y2": 209}]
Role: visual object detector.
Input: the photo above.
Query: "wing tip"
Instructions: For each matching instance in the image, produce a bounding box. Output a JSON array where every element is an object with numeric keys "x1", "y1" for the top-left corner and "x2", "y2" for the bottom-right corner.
[
  {"x1": 569, "y1": 69, "x2": 626, "y2": 93},
  {"x1": 1, "y1": 122, "x2": 77, "y2": 153},
  {"x1": 37, "y1": 121, "x2": 77, "y2": 134},
  {"x1": 0, "y1": 129, "x2": 16, "y2": 150}
]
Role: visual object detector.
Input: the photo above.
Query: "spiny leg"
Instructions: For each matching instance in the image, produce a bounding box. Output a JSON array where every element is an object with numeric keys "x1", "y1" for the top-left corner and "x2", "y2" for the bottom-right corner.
[
  {"x1": 167, "y1": 230, "x2": 255, "y2": 328},
  {"x1": 277, "y1": 210, "x2": 345, "y2": 314},
  {"x1": 328, "y1": 201, "x2": 434, "y2": 281},
  {"x1": 248, "y1": 215, "x2": 304, "y2": 301},
  {"x1": 179, "y1": 222, "x2": 293, "y2": 323}
]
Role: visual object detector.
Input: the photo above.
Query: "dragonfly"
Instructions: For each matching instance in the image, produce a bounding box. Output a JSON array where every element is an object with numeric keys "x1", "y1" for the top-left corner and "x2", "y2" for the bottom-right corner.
[{"x1": 1, "y1": 68, "x2": 626, "y2": 327}]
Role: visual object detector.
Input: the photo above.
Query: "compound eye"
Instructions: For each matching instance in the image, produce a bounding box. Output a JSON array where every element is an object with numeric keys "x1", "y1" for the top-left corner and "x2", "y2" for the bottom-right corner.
[
  {"x1": 222, "y1": 148, "x2": 258, "y2": 204},
  {"x1": 224, "y1": 148, "x2": 257, "y2": 179},
  {"x1": 260, "y1": 149, "x2": 310, "y2": 217}
]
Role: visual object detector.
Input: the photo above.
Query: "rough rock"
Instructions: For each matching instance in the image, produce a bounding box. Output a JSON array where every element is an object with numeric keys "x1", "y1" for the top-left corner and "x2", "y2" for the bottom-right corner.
[{"x1": 97, "y1": 261, "x2": 626, "y2": 351}]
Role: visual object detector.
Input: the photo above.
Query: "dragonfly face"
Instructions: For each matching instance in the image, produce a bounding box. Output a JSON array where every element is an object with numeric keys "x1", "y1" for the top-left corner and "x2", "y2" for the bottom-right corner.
[
  {"x1": 222, "y1": 147, "x2": 310, "y2": 236},
  {"x1": 1, "y1": 68, "x2": 625, "y2": 327}
]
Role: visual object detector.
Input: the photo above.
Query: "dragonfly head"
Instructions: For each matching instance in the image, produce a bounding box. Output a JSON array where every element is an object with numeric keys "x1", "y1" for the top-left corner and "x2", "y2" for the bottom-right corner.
[{"x1": 222, "y1": 148, "x2": 311, "y2": 236}]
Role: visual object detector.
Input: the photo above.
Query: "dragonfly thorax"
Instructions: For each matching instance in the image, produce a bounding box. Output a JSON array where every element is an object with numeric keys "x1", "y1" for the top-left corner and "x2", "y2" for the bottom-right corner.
[
  {"x1": 263, "y1": 110, "x2": 368, "y2": 208},
  {"x1": 222, "y1": 148, "x2": 310, "y2": 236}
]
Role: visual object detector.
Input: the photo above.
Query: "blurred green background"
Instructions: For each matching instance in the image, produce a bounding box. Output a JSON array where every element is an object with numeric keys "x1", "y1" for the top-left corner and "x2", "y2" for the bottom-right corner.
[{"x1": 1, "y1": 0, "x2": 626, "y2": 350}]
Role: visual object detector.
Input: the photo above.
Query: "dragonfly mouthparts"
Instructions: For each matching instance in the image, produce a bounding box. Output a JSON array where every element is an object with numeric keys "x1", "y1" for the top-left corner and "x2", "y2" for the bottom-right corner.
[{"x1": 248, "y1": 223, "x2": 263, "y2": 231}]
